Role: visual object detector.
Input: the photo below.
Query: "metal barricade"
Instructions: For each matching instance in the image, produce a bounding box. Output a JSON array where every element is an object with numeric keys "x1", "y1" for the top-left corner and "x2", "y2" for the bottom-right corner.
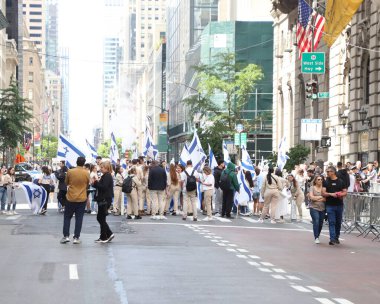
[{"x1": 344, "y1": 193, "x2": 380, "y2": 241}]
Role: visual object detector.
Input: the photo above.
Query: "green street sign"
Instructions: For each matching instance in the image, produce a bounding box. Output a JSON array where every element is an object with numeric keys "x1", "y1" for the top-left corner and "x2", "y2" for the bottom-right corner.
[
  {"x1": 318, "y1": 92, "x2": 329, "y2": 99},
  {"x1": 240, "y1": 133, "x2": 247, "y2": 147},
  {"x1": 301, "y1": 52, "x2": 325, "y2": 74},
  {"x1": 234, "y1": 133, "x2": 247, "y2": 146},
  {"x1": 234, "y1": 133, "x2": 240, "y2": 145}
]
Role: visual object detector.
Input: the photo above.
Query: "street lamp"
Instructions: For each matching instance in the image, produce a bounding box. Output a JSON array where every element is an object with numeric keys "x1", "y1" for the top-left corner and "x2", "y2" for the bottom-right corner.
[
  {"x1": 339, "y1": 110, "x2": 349, "y2": 128},
  {"x1": 359, "y1": 107, "x2": 367, "y2": 125}
]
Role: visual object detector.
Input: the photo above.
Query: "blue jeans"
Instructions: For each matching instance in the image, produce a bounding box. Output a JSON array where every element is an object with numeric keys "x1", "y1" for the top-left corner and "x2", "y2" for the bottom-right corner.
[
  {"x1": 0, "y1": 187, "x2": 7, "y2": 211},
  {"x1": 310, "y1": 208, "x2": 325, "y2": 239},
  {"x1": 63, "y1": 201, "x2": 86, "y2": 239},
  {"x1": 326, "y1": 204, "x2": 343, "y2": 241}
]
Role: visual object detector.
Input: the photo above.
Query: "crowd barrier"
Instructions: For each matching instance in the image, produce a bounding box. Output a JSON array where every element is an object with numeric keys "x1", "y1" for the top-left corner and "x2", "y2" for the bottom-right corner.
[{"x1": 344, "y1": 193, "x2": 380, "y2": 241}]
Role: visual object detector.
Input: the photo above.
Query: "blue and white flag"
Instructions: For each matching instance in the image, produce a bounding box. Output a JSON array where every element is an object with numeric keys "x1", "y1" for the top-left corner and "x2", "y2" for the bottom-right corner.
[
  {"x1": 234, "y1": 170, "x2": 252, "y2": 207},
  {"x1": 86, "y1": 139, "x2": 98, "y2": 163},
  {"x1": 110, "y1": 132, "x2": 120, "y2": 165},
  {"x1": 277, "y1": 136, "x2": 290, "y2": 171},
  {"x1": 143, "y1": 124, "x2": 158, "y2": 160},
  {"x1": 15, "y1": 182, "x2": 47, "y2": 215},
  {"x1": 179, "y1": 143, "x2": 190, "y2": 166},
  {"x1": 188, "y1": 131, "x2": 206, "y2": 170},
  {"x1": 208, "y1": 144, "x2": 217, "y2": 170},
  {"x1": 57, "y1": 134, "x2": 86, "y2": 168},
  {"x1": 241, "y1": 145, "x2": 255, "y2": 174},
  {"x1": 223, "y1": 140, "x2": 231, "y2": 165}
]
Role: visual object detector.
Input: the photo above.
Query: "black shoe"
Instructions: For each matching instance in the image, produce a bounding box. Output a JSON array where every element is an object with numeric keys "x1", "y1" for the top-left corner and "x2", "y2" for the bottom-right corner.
[
  {"x1": 135, "y1": 215, "x2": 142, "y2": 219},
  {"x1": 172, "y1": 212, "x2": 177, "y2": 216},
  {"x1": 329, "y1": 241, "x2": 335, "y2": 246},
  {"x1": 107, "y1": 234, "x2": 115, "y2": 242},
  {"x1": 335, "y1": 239, "x2": 340, "y2": 244},
  {"x1": 188, "y1": 213, "x2": 193, "y2": 216},
  {"x1": 182, "y1": 217, "x2": 186, "y2": 221},
  {"x1": 126, "y1": 215, "x2": 132, "y2": 219}
]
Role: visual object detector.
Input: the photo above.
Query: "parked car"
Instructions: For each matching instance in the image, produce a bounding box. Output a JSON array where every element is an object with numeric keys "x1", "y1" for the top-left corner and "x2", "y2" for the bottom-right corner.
[{"x1": 14, "y1": 163, "x2": 40, "y2": 182}]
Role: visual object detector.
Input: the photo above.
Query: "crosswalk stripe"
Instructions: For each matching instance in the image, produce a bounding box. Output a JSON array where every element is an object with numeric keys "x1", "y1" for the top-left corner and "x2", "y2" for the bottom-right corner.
[
  {"x1": 333, "y1": 299, "x2": 354, "y2": 304},
  {"x1": 214, "y1": 217, "x2": 232, "y2": 223},
  {"x1": 315, "y1": 298, "x2": 335, "y2": 304},
  {"x1": 241, "y1": 217, "x2": 258, "y2": 224},
  {"x1": 307, "y1": 286, "x2": 328, "y2": 293},
  {"x1": 291, "y1": 285, "x2": 311, "y2": 293}
]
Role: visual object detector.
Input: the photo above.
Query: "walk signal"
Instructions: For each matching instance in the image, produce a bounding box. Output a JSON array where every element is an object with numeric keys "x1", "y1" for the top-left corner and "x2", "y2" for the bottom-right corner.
[
  {"x1": 321, "y1": 136, "x2": 331, "y2": 148},
  {"x1": 306, "y1": 81, "x2": 318, "y2": 99}
]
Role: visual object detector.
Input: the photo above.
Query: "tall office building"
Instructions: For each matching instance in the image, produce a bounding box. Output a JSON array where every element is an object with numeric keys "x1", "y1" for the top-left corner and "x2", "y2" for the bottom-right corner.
[
  {"x1": 22, "y1": 0, "x2": 46, "y2": 67},
  {"x1": 46, "y1": 0, "x2": 58, "y2": 73},
  {"x1": 103, "y1": 37, "x2": 120, "y2": 109},
  {"x1": 60, "y1": 47, "x2": 69, "y2": 135}
]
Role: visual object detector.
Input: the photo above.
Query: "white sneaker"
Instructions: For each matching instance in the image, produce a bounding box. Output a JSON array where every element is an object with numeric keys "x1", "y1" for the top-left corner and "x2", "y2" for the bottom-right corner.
[
  {"x1": 91, "y1": 211, "x2": 97, "y2": 215},
  {"x1": 1, "y1": 211, "x2": 6, "y2": 214},
  {"x1": 150, "y1": 215, "x2": 158, "y2": 220},
  {"x1": 270, "y1": 220, "x2": 276, "y2": 224},
  {"x1": 12, "y1": 211, "x2": 19, "y2": 215},
  {"x1": 257, "y1": 218, "x2": 264, "y2": 223},
  {"x1": 73, "y1": 238, "x2": 81, "y2": 244},
  {"x1": 315, "y1": 238, "x2": 320, "y2": 244},
  {"x1": 159, "y1": 215, "x2": 167, "y2": 220},
  {"x1": 203, "y1": 217, "x2": 213, "y2": 221},
  {"x1": 6, "y1": 211, "x2": 13, "y2": 215}
]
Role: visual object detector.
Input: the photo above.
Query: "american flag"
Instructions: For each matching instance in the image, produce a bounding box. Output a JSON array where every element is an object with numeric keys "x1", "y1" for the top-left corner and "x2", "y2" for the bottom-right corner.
[{"x1": 296, "y1": 0, "x2": 325, "y2": 58}]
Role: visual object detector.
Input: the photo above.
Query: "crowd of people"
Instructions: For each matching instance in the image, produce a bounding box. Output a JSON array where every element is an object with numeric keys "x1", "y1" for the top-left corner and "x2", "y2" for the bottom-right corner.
[{"x1": 2, "y1": 156, "x2": 378, "y2": 246}]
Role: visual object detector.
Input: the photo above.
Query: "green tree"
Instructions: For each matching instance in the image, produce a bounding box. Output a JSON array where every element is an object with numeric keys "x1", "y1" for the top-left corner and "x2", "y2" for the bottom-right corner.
[
  {"x1": 34, "y1": 135, "x2": 58, "y2": 161},
  {"x1": 284, "y1": 145, "x2": 310, "y2": 172},
  {"x1": 183, "y1": 53, "x2": 264, "y2": 156},
  {"x1": 97, "y1": 138, "x2": 123, "y2": 158},
  {"x1": 0, "y1": 79, "x2": 33, "y2": 163}
]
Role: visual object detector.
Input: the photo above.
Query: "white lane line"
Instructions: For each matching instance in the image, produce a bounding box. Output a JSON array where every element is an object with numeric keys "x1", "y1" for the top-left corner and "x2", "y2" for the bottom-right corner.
[
  {"x1": 241, "y1": 217, "x2": 259, "y2": 224},
  {"x1": 69, "y1": 264, "x2": 79, "y2": 280},
  {"x1": 315, "y1": 298, "x2": 335, "y2": 304},
  {"x1": 217, "y1": 243, "x2": 227, "y2": 246},
  {"x1": 204, "y1": 236, "x2": 212, "y2": 238},
  {"x1": 214, "y1": 217, "x2": 232, "y2": 223},
  {"x1": 291, "y1": 285, "x2": 311, "y2": 293},
  {"x1": 261, "y1": 262, "x2": 274, "y2": 267},
  {"x1": 207, "y1": 233, "x2": 216, "y2": 236},
  {"x1": 333, "y1": 299, "x2": 354, "y2": 304},
  {"x1": 248, "y1": 255, "x2": 261, "y2": 259},
  {"x1": 247, "y1": 261, "x2": 260, "y2": 266},
  {"x1": 258, "y1": 268, "x2": 272, "y2": 273},
  {"x1": 199, "y1": 233, "x2": 206, "y2": 235},
  {"x1": 286, "y1": 275, "x2": 302, "y2": 281},
  {"x1": 273, "y1": 268, "x2": 286, "y2": 273},
  {"x1": 307, "y1": 286, "x2": 329, "y2": 293},
  {"x1": 228, "y1": 244, "x2": 237, "y2": 247},
  {"x1": 202, "y1": 230, "x2": 210, "y2": 232},
  {"x1": 272, "y1": 275, "x2": 286, "y2": 280},
  {"x1": 237, "y1": 249, "x2": 248, "y2": 253},
  {"x1": 213, "y1": 236, "x2": 222, "y2": 239},
  {"x1": 236, "y1": 254, "x2": 247, "y2": 259},
  {"x1": 220, "y1": 240, "x2": 229, "y2": 243},
  {"x1": 226, "y1": 248, "x2": 237, "y2": 252},
  {"x1": 211, "y1": 240, "x2": 218, "y2": 242}
]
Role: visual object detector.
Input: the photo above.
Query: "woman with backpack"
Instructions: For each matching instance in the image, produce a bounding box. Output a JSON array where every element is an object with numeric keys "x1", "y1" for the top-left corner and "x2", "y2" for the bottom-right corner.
[
  {"x1": 113, "y1": 165, "x2": 124, "y2": 216},
  {"x1": 38, "y1": 166, "x2": 55, "y2": 215},
  {"x1": 259, "y1": 167, "x2": 281, "y2": 224},
  {"x1": 125, "y1": 167, "x2": 142, "y2": 220}
]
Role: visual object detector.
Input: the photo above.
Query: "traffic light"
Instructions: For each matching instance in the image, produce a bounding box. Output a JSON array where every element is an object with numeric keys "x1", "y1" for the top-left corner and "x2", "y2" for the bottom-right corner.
[
  {"x1": 320, "y1": 136, "x2": 331, "y2": 148},
  {"x1": 306, "y1": 80, "x2": 318, "y2": 99}
]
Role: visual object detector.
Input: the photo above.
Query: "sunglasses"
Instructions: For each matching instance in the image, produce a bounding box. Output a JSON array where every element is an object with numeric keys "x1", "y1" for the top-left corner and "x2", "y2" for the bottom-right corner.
[{"x1": 316, "y1": 178, "x2": 322, "y2": 181}]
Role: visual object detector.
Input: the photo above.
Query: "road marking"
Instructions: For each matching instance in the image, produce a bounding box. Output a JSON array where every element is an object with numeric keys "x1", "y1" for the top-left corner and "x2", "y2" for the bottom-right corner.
[
  {"x1": 107, "y1": 247, "x2": 129, "y2": 304},
  {"x1": 248, "y1": 255, "x2": 261, "y2": 259},
  {"x1": 273, "y1": 268, "x2": 286, "y2": 273},
  {"x1": 217, "y1": 243, "x2": 227, "y2": 246},
  {"x1": 286, "y1": 275, "x2": 302, "y2": 281},
  {"x1": 237, "y1": 249, "x2": 248, "y2": 253},
  {"x1": 315, "y1": 298, "x2": 335, "y2": 304},
  {"x1": 247, "y1": 261, "x2": 260, "y2": 266},
  {"x1": 199, "y1": 233, "x2": 206, "y2": 235},
  {"x1": 291, "y1": 285, "x2": 311, "y2": 293},
  {"x1": 258, "y1": 268, "x2": 272, "y2": 273},
  {"x1": 211, "y1": 239, "x2": 218, "y2": 242},
  {"x1": 261, "y1": 262, "x2": 274, "y2": 267},
  {"x1": 226, "y1": 248, "x2": 236, "y2": 252},
  {"x1": 241, "y1": 217, "x2": 259, "y2": 224},
  {"x1": 307, "y1": 286, "x2": 328, "y2": 293},
  {"x1": 207, "y1": 233, "x2": 216, "y2": 236},
  {"x1": 220, "y1": 240, "x2": 229, "y2": 243},
  {"x1": 236, "y1": 254, "x2": 247, "y2": 259},
  {"x1": 272, "y1": 275, "x2": 286, "y2": 280},
  {"x1": 204, "y1": 236, "x2": 212, "y2": 238},
  {"x1": 202, "y1": 230, "x2": 210, "y2": 232},
  {"x1": 333, "y1": 299, "x2": 354, "y2": 304},
  {"x1": 213, "y1": 236, "x2": 222, "y2": 239},
  {"x1": 69, "y1": 264, "x2": 79, "y2": 280},
  {"x1": 214, "y1": 217, "x2": 232, "y2": 223}
]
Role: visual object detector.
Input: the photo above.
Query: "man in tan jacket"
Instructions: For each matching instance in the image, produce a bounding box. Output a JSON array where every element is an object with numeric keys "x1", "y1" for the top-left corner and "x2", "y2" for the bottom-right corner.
[{"x1": 60, "y1": 157, "x2": 90, "y2": 244}]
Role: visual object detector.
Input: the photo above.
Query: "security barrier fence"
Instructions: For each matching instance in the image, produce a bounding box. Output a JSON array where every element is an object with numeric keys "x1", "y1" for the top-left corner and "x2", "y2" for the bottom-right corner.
[{"x1": 344, "y1": 193, "x2": 380, "y2": 241}]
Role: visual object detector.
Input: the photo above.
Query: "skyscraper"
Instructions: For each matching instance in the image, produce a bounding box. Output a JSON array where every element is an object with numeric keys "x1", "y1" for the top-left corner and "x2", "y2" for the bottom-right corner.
[
  {"x1": 60, "y1": 47, "x2": 69, "y2": 135},
  {"x1": 46, "y1": 0, "x2": 58, "y2": 73}
]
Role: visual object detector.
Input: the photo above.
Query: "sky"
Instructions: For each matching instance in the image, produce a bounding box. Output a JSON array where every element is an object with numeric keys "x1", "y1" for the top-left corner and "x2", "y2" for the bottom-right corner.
[{"x1": 58, "y1": 0, "x2": 104, "y2": 145}]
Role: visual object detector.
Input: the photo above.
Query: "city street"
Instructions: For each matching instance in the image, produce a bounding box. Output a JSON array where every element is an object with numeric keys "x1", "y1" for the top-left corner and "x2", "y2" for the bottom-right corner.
[{"x1": 0, "y1": 205, "x2": 379, "y2": 304}]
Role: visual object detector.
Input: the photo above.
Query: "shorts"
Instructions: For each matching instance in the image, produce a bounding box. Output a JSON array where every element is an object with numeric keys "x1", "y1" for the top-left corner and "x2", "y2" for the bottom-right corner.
[{"x1": 252, "y1": 191, "x2": 260, "y2": 200}]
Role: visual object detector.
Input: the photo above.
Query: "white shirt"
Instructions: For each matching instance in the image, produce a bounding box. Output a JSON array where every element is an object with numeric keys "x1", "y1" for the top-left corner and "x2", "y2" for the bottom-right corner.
[
  {"x1": 348, "y1": 174, "x2": 355, "y2": 192},
  {"x1": 202, "y1": 174, "x2": 215, "y2": 191},
  {"x1": 180, "y1": 167, "x2": 200, "y2": 192}
]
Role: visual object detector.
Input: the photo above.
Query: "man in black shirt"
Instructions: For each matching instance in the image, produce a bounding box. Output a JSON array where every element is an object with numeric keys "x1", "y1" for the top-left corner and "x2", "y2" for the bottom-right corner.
[{"x1": 322, "y1": 166, "x2": 347, "y2": 245}]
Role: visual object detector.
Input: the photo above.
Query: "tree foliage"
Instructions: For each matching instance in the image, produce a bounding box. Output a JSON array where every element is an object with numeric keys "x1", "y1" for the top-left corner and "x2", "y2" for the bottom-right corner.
[
  {"x1": 184, "y1": 53, "x2": 264, "y2": 141},
  {"x1": 34, "y1": 135, "x2": 58, "y2": 160},
  {"x1": 97, "y1": 138, "x2": 123, "y2": 158},
  {"x1": 0, "y1": 79, "x2": 33, "y2": 161},
  {"x1": 268, "y1": 144, "x2": 311, "y2": 172}
]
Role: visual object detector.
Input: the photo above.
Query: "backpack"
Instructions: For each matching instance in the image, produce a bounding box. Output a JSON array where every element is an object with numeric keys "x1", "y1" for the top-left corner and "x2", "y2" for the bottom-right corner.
[
  {"x1": 185, "y1": 169, "x2": 197, "y2": 192},
  {"x1": 122, "y1": 176, "x2": 133, "y2": 193},
  {"x1": 219, "y1": 171, "x2": 231, "y2": 191}
]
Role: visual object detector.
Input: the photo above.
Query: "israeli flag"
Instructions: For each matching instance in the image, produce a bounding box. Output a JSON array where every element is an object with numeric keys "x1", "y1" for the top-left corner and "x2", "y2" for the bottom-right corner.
[
  {"x1": 86, "y1": 139, "x2": 98, "y2": 163},
  {"x1": 222, "y1": 140, "x2": 231, "y2": 165},
  {"x1": 110, "y1": 132, "x2": 120, "y2": 165},
  {"x1": 241, "y1": 145, "x2": 255, "y2": 174},
  {"x1": 208, "y1": 144, "x2": 217, "y2": 170},
  {"x1": 277, "y1": 136, "x2": 290, "y2": 171},
  {"x1": 234, "y1": 170, "x2": 251, "y2": 207},
  {"x1": 15, "y1": 182, "x2": 47, "y2": 215},
  {"x1": 143, "y1": 124, "x2": 158, "y2": 160},
  {"x1": 179, "y1": 143, "x2": 190, "y2": 166},
  {"x1": 188, "y1": 131, "x2": 206, "y2": 170},
  {"x1": 57, "y1": 134, "x2": 86, "y2": 168}
]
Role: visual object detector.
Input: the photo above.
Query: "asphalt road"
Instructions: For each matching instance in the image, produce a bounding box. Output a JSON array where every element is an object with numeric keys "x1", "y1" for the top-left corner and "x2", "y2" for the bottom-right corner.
[{"x1": 0, "y1": 206, "x2": 379, "y2": 304}]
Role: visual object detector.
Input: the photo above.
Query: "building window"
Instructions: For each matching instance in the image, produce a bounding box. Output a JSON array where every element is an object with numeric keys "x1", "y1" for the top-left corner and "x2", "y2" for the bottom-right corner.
[
  {"x1": 29, "y1": 57, "x2": 33, "y2": 65},
  {"x1": 30, "y1": 33, "x2": 42, "y2": 37},
  {"x1": 30, "y1": 26, "x2": 42, "y2": 30},
  {"x1": 30, "y1": 11, "x2": 42, "y2": 15},
  {"x1": 30, "y1": 19, "x2": 42, "y2": 23},
  {"x1": 30, "y1": 4, "x2": 42, "y2": 8},
  {"x1": 362, "y1": 53, "x2": 370, "y2": 105},
  {"x1": 28, "y1": 72, "x2": 34, "y2": 83}
]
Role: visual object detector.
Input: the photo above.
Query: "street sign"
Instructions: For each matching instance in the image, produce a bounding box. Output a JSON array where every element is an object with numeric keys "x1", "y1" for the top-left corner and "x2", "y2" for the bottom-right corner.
[
  {"x1": 234, "y1": 133, "x2": 240, "y2": 145},
  {"x1": 318, "y1": 92, "x2": 329, "y2": 99},
  {"x1": 240, "y1": 133, "x2": 247, "y2": 147},
  {"x1": 301, "y1": 52, "x2": 325, "y2": 74},
  {"x1": 300, "y1": 119, "x2": 323, "y2": 141},
  {"x1": 236, "y1": 124, "x2": 244, "y2": 133}
]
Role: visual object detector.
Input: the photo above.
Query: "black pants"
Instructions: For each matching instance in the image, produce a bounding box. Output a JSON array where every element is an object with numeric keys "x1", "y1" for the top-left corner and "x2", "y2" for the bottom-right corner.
[
  {"x1": 63, "y1": 201, "x2": 86, "y2": 238},
  {"x1": 41, "y1": 184, "x2": 51, "y2": 211},
  {"x1": 97, "y1": 203, "x2": 113, "y2": 240},
  {"x1": 222, "y1": 189, "x2": 234, "y2": 217},
  {"x1": 57, "y1": 190, "x2": 67, "y2": 208}
]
